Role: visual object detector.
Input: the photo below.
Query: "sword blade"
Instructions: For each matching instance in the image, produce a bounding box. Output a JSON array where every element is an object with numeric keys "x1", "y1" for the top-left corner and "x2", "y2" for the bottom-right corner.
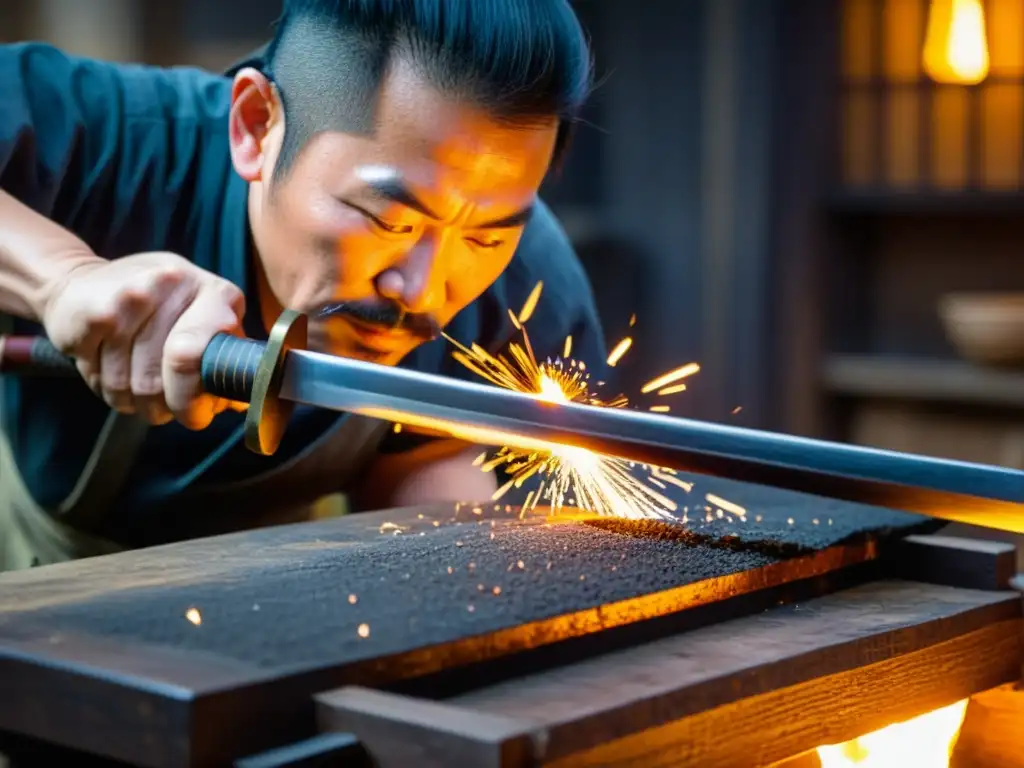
[{"x1": 278, "y1": 349, "x2": 1024, "y2": 533}]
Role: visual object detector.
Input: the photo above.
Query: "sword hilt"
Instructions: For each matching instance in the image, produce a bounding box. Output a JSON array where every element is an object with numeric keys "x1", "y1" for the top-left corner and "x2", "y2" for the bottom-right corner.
[
  {"x1": 0, "y1": 310, "x2": 309, "y2": 456},
  {"x1": 199, "y1": 334, "x2": 265, "y2": 402}
]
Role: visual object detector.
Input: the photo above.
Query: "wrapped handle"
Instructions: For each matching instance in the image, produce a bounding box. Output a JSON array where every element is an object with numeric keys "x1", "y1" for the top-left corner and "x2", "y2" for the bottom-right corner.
[
  {"x1": 0, "y1": 336, "x2": 80, "y2": 376},
  {"x1": 199, "y1": 334, "x2": 266, "y2": 402},
  {"x1": 0, "y1": 310, "x2": 309, "y2": 456},
  {"x1": 0, "y1": 333, "x2": 267, "y2": 403}
]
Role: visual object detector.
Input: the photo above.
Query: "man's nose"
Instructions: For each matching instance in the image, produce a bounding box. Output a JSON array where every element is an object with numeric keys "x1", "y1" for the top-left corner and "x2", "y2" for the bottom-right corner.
[{"x1": 375, "y1": 231, "x2": 448, "y2": 313}]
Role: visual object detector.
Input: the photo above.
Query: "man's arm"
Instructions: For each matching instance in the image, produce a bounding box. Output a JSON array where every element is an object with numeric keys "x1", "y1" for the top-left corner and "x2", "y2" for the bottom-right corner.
[
  {"x1": 0, "y1": 43, "x2": 248, "y2": 427},
  {"x1": 0, "y1": 188, "x2": 99, "y2": 322},
  {"x1": 350, "y1": 202, "x2": 608, "y2": 511},
  {"x1": 0, "y1": 43, "x2": 123, "y2": 321}
]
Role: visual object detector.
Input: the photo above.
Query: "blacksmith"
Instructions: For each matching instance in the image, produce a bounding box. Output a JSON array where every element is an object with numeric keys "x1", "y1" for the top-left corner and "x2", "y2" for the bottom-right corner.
[{"x1": 0, "y1": 0, "x2": 606, "y2": 570}]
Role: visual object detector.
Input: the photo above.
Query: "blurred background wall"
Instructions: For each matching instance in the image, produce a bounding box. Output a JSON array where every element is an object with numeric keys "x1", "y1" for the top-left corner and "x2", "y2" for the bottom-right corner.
[{"x1": 2, "y1": 0, "x2": 1023, "y2": 475}]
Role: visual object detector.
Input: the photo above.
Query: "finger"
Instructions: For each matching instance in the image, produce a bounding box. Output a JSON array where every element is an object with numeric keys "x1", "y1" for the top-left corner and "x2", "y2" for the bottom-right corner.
[
  {"x1": 98, "y1": 273, "x2": 181, "y2": 414},
  {"x1": 98, "y1": 339, "x2": 136, "y2": 413},
  {"x1": 71, "y1": 328, "x2": 104, "y2": 395},
  {"x1": 163, "y1": 281, "x2": 245, "y2": 430},
  {"x1": 98, "y1": 304, "x2": 153, "y2": 414},
  {"x1": 132, "y1": 279, "x2": 195, "y2": 425}
]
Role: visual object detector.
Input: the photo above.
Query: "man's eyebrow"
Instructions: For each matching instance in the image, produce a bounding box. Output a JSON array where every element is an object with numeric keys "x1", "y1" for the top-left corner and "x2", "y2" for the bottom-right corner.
[
  {"x1": 472, "y1": 205, "x2": 535, "y2": 230},
  {"x1": 363, "y1": 177, "x2": 442, "y2": 220}
]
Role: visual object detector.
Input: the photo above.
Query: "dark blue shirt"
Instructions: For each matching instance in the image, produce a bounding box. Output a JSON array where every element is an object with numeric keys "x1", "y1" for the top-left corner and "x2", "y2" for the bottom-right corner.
[{"x1": 0, "y1": 43, "x2": 606, "y2": 540}]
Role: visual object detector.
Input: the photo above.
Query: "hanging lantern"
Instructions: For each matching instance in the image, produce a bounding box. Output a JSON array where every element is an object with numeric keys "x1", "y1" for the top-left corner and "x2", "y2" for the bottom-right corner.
[{"x1": 922, "y1": 0, "x2": 990, "y2": 85}]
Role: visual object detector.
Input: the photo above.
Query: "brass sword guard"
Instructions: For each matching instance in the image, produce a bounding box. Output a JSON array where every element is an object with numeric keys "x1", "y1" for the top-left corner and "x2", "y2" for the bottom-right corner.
[{"x1": 244, "y1": 309, "x2": 308, "y2": 456}]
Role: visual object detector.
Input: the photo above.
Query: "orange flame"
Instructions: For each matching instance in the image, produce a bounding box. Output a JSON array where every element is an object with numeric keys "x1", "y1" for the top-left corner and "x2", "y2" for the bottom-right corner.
[{"x1": 816, "y1": 699, "x2": 968, "y2": 767}]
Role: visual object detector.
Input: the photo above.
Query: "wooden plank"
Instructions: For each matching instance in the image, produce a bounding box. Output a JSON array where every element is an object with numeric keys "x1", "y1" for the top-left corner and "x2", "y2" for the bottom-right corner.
[
  {"x1": 0, "y1": 488, "x2": 914, "y2": 767},
  {"x1": 316, "y1": 689, "x2": 540, "y2": 768},
  {"x1": 884, "y1": 534, "x2": 1017, "y2": 590},
  {"x1": 363, "y1": 581, "x2": 1022, "y2": 768},
  {"x1": 0, "y1": 629, "x2": 294, "y2": 768}
]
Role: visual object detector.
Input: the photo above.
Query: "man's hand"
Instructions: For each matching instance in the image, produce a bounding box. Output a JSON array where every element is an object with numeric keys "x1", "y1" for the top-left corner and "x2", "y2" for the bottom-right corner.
[{"x1": 41, "y1": 252, "x2": 246, "y2": 429}]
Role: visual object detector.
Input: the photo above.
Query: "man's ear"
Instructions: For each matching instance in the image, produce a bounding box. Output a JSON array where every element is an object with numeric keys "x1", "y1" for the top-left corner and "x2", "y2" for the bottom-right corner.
[{"x1": 228, "y1": 67, "x2": 281, "y2": 183}]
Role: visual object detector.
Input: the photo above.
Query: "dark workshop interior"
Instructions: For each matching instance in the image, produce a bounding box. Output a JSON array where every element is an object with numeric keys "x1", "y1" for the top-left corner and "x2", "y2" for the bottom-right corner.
[{"x1": 1, "y1": 0, "x2": 1023, "y2": 766}]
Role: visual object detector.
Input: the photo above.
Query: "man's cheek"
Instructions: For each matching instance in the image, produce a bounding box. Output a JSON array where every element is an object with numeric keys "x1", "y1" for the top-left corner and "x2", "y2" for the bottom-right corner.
[
  {"x1": 448, "y1": 253, "x2": 515, "y2": 308},
  {"x1": 335, "y1": 235, "x2": 398, "y2": 288}
]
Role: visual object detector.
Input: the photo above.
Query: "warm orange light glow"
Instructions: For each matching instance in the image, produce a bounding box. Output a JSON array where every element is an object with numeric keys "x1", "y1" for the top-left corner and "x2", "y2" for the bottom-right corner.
[
  {"x1": 817, "y1": 699, "x2": 968, "y2": 767},
  {"x1": 923, "y1": 0, "x2": 990, "y2": 85},
  {"x1": 386, "y1": 281, "x2": 744, "y2": 524}
]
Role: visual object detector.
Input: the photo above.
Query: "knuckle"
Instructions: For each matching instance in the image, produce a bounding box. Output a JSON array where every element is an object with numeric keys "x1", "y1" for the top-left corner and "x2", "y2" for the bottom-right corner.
[
  {"x1": 210, "y1": 279, "x2": 245, "y2": 314},
  {"x1": 102, "y1": 373, "x2": 131, "y2": 394},
  {"x1": 131, "y1": 371, "x2": 163, "y2": 398},
  {"x1": 163, "y1": 330, "x2": 207, "y2": 375}
]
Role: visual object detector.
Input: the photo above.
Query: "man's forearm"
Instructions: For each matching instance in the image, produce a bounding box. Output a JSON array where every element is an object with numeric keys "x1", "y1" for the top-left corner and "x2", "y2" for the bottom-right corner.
[{"x1": 0, "y1": 189, "x2": 102, "y2": 322}]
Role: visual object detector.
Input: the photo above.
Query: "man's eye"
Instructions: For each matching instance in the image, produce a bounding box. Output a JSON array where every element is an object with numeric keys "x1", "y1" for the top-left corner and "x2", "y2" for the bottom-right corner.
[
  {"x1": 466, "y1": 236, "x2": 505, "y2": 249},
  {"x1": 371, "y1": 217, "x2": 413, "y2": 235}
]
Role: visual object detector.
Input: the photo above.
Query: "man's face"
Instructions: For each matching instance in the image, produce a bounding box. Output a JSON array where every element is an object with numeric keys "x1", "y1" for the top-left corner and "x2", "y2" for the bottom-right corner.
[{"x1": 230, "y1": 59, "x2": 558, "y2": 365}]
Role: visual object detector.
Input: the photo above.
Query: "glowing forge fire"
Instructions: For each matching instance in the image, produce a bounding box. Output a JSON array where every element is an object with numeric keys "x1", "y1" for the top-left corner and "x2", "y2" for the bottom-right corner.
[
  {"x1": 439, "y1": 281, "x2": 716, "y2": 522},
  {"x1": 815, "y1": 699, "x2": 968, "y2": 767}
]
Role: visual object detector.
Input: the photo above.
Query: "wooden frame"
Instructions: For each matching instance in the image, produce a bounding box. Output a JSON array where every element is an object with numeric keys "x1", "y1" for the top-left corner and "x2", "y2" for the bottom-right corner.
[
  {"x1": 1, "y1": 516, "x2": 1018, "y2": 767},
  {"x1": 315, "y1": 576, "x2": 1021, "y2": 767},
  {"x1": 0, "y1": 500, "x2": 895, "y2": 767}
]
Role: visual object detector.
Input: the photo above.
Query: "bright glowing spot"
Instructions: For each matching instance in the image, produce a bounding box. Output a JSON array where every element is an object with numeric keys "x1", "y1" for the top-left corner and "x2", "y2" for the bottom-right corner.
[
  {"x1": 606, "y1": 337, "x2": 632, "y2": 367},
  {"x1": 817, "y1": 699, "x2": 968, "y2": 767}
]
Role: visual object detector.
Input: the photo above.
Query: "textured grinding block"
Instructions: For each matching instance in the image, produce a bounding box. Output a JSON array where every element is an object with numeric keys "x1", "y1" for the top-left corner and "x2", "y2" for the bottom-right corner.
[{"x1": 0, "y1": 474, "x2": 938, "y2": 673}]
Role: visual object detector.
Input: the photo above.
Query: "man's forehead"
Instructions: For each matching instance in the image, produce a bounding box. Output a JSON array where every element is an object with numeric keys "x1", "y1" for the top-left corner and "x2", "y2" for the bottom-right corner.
[{"x1": 354, "y1": 164, "x2": 532, "y2": 216}]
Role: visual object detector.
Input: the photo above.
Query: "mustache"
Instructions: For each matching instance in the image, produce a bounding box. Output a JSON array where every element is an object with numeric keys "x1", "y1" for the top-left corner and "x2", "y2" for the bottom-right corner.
[{"x1": 314, "y1": 301, "x2": 441, "y2": 342}]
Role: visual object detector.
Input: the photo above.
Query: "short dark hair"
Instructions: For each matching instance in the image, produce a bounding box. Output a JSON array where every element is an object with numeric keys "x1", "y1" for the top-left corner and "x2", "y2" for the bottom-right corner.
[{"x1": 263, "y1": 0, "x2": 593, "y2": 181}]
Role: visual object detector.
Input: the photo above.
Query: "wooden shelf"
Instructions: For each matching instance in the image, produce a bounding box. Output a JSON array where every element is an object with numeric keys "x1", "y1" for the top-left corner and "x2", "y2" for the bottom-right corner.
[
  {"x1": 822, "y1": 354, "x2": 1024, "y2": 410},
  {"x1": 825, "y1": 190, "x2": 1024, "y2": 216}
]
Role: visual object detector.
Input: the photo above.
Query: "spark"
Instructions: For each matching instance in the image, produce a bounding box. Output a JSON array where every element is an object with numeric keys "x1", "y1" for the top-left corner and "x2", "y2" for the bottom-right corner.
[
  {"x1": 606, "y1": 337, "x2": 632, "y2": 367},
  {"x1": 705, "y1": 493, "x2": 747, "y2": 522},
  {"x1": 439, "y1": 281, "x2": 748, "y2": 526},
  {"x1": 658, "y1": 383, "x2": 688, "y2": 396},
  {"x1": 518, "y1": 281, "x2": 543, "y2": 324},
  {"x1": 443, "y1": 287, "x2": 690, "y2": 522},
  {"x1": 357, "y1": 623, "x2": 370, "y2": 638},
  {"x1": 640, "y1": 363, "x2": 701, "y2": 394},
  {"x1": 348, "y1": 594, "x2": 358, "y2": 604},
  {"x1": 185, "y1": 607, "x2": 202, "y2": 626}
]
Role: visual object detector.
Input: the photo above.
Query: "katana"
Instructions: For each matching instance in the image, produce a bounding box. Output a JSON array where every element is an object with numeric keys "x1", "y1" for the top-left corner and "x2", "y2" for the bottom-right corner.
[{"x1": 2, "y1": 310, "x2": 1022, "y2": 532}]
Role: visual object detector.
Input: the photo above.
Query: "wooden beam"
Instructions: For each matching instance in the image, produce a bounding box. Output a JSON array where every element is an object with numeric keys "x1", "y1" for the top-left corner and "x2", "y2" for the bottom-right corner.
[
  {"x1": 316, "y1": 689, "x2": 541, "y2": 768},
  {"x1": 315, "y1": 581, "x2": 1021, "y2": 767},
  {"x1": 884, "y1": 534, "x2": 1017, "y2": 591}
]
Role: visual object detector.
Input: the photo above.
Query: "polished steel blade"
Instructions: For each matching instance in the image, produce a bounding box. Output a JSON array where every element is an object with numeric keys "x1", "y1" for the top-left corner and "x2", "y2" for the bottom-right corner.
[{"x1": 279, "y1": 348, "x2": 1024, "y2": 532}]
